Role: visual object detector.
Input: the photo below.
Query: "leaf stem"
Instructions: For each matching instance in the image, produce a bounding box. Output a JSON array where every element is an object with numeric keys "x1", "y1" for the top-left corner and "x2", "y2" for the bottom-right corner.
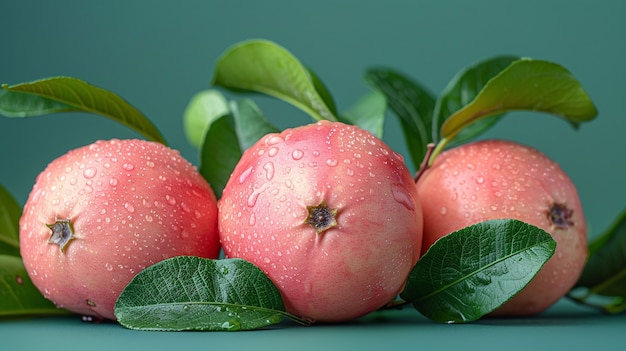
[{"x1": 413, "y1": 142, "x2": 435, "y2": 183}]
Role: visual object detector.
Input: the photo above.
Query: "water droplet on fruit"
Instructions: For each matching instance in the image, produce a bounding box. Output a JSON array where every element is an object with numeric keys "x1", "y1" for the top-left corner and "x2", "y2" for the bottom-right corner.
[
  {"x1": 326, "y1": 159, "x2": 338, "y2": 167},
  {"x1": 123, "y1": 163, "x2": 134, "y2": 171},
  {"x1": 239, "y1": 166, "x2": 253, "y2": 184},
  {"x1": 166, "y1": 195, "x2": 176, "y2": 205},
  {"x1": 476, "y1": 176, "x2": 484, "y2": 184},
  {"x1": 391, "y1": 184, "x2": 415, "y2": 210},
  {"x1": 292, "y1": 149, "x2": 304, "y2": 160},
  {"x1": 263, "y1": 162, "x2": 275, "y2": 180},
  {"x1": 268, "y1": 147, "x2": 279, "y2": 157},
  {"x1": 83, "y1": 167, "x2": 97, "y2": 179},
  {"x1": 145, "y1": 215, "x2": 153, "y2": 222},
  {"x1": 105, "y1": 263, "x2": 113, "y2": 271},
  {"x1": 440, "y1": 207, "x2": 447, "y2": 215},
  {"x1": 265, "y1": 135, "x2": 284, "y2": 145},
  {"x1": 247, "y1": 192, "x2": 260, "y2": 208},
  {"x1": 249, "y1": 213, "x2": 256, "y2": 226},
  {"x1": 124, "y1": 203, "x2": 135, "y2": 213},
  {"x1": 109, "y1": 178, "x2": 118, "y2": 187}
]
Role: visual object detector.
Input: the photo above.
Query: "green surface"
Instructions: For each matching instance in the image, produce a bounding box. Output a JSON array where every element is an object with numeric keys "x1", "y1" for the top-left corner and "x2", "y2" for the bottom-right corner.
[
  {"x1": 2, "y1": 300, "x2": 624, "y2": 351},
  {"x1": 1, "y1": 0, "x2": 625, "y2": 349}
]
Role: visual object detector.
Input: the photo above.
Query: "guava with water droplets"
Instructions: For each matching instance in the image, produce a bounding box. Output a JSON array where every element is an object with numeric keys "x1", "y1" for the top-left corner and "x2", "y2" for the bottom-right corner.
[
  {"x1": 416, "y1": 139, "x2": 587, "y2": 316},
  {"x1": 19, "y1": 139, "x2": 220, "y2": 321},
  {"x1": 218, "y1": 121, "x2": 423, "y2": 322}
]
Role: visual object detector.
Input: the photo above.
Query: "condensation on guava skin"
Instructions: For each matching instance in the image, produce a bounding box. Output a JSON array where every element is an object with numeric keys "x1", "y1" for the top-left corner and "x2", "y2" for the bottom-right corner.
[
  {"x1": 218, "y1": 121, "x2": 423, "y2": 322},
  {"x1": 19, "y1": 138, "x2": 220, "y2": 321},
  {"x1": 417, "y1": 139, "x2": 588, "y2": 316}
]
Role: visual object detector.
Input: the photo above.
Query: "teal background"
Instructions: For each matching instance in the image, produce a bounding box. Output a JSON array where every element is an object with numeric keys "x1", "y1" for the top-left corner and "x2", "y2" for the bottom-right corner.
[{"x1": 1, "y1": 1, "x2": 625, "y2": 349}]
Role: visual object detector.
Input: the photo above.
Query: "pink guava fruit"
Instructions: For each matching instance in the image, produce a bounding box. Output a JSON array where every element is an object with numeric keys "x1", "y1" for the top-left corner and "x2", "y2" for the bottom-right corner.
[
  {"x1": 218, "y1": 121, "x2": 423, "y2": 322},
  {"x1": 19, "y1": 139, "x2": 220, "y2": 321},
  {"x1": 416, "y1": 139, "x2": 588, "y2": 316}
]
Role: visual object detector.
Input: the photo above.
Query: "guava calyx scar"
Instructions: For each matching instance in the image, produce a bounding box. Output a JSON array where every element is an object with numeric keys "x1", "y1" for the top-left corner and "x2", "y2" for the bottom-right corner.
[
  {"x1": 549, "y1": 203, "x2": 574, "y2": 229},
  {"x1": 305, "y1": 201, "x2": 338, "y2": 234},
  {"x1": 46, "y1": 219, "x2": 76, "y2": 251}
]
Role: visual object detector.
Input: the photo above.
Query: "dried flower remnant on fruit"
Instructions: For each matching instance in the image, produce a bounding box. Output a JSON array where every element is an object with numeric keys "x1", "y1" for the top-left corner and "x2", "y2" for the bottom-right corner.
[
  {"x1": 46, "y1": 219, "x2": 75, "y2": 251},
  {"x1": 549, "y1": 203, "x2": 574, "y2": 229},
  {"x1": 305, "y1": 201, "x2": 338, "y2": 234}
]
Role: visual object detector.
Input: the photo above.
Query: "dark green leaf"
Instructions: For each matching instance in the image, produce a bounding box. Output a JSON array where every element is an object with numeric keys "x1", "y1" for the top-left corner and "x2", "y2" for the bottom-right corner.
[
  {"x1": 213, "y1": 39, "x2": 337, "y2": 122},
  {"x1": 182, "y1": 90, "x2": 230, "y2": 149},
  {"x1": 199, "y1": 114, "x2": 242, "y2": 199},
  {"x1": 0, "y1": 184, "x2": 21, "y2": 256},
  {"x1": 433, "y1": 59, "x2": 597, "y2": 164},
  {"x1": 401, "y1": 219, "x2": 556, "y2": 323},
  {"x1": 230, "y1": 99, "x2": 280, "y2": 151},
  {"x1": 0, "y1": 254, "x2": 71, "y2": 318},
  {"x1": 432, "y1": 55, "x2": 520, "y2": 145},
  {"x1": 1, "y1": 77, "x2": 166, "y2": 144},
  {"x1": 342, "y1": 90, "x2": 386, "y2": 138},
  {"x1": 571, "y1": 208, "x2": 626, "y2": 313},
  {"x1": 364, "y1": 68, "x2": 436, "y2": 169},
  {"x1": 307, "y1": 67, "x2": 338, "y2": 117},
  {"x1": 114, "y1": 256, "x2": 304, "y2": 331}
]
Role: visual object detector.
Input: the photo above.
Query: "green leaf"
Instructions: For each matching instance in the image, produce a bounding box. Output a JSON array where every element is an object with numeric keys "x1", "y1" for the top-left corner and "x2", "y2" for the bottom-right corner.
[
  {"x1": 213, "y1": 39, "x2": 337, "y2": 122},
  {"x1": 401, "y1": 219, "x2": 556, "y2": 323},
  {"x1": 0, "y1": 254, "x2": 71, "y2": 318},
  {"x1": 182, "y1": 90, "x2": 230, "y2": 149},
  {"x1": 230, "y1": 99, "x2": 280, "y2": 151},
  {"x1": 0, "y1": 77, "x2": 167, "y2": 144},
  {"x1": 307, "y1": 67, "x2": 338, "y2": 117},
  {"x1": 364, "y1": 68, "x2": 436, "y2": 169},
  {"x1": 114, "y1": 256, "x2": 306, "y2": 331},
  {"x1": 0, "y1": 90, "x2": 74, "y2": 116},
  {"x1": 571, "y1": 208, "x2": 626, "y2": 313},
  {"x1": 432, "y1": 55, "x2": 520, "y2": 145},
  {"x1": 432, "y1": 59, "x2": 598, "y2": 164},
  {"x1": 0, "y1": 184, "x2": 21, "y2": 257},
  {"x1": 342, "y1": 90, "x2": 386, "y2": 138},
  {"x1": 199, "y1": 114, "x2": 242, "y2": 199}
]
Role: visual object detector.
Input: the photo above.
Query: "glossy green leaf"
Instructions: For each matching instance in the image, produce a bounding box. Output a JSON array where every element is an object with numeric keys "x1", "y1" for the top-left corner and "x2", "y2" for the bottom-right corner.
[
  {"x1": 0, "y1": 254, "x2": 71, "y2": 318},
  {"x1": 342, "y1": 90, "x2": 386, "y2": 138},
  {"x1": 230, "y1": 99, "x2": 280, "y2": 151},
  {"x1": 432, "y1": 55, "x2": 520, "y2": 145},
  {"x1": 0, "y1": 77, "x2": 166, "y2": 144},
  {"x1": 401, "y1": 219, "x2": 556, "y2": 323},
  {"x1": 199, "y1": 114, "x2": 241, "y2": 199},
  {"x1": 213, "y1": 39, "x2": 337, "y2": 122},
  {"x1": 571, "y1": 208, "x2": 626, "y2": 313},
  {"x1": 183, "y1": 90, "x2": 230, "y2": 149},
  {"x1": 114, "y1": 256, "x2": 306, "y2": 331},
  {"x1": 364, "y1": 68, "x2": 436, "y2": 169},
  {"x1": 433, "y1": 59, "x2": 598, "y2": 163},
  {"x1": 307, "y1": 67, "x2": 338, "y2": 116},
  {"x1": 0, "y1": 184, "x2": 21, "y2": 256},
  {"x1": 0, "y1": 90, "x2": 74, "y2": 116}
]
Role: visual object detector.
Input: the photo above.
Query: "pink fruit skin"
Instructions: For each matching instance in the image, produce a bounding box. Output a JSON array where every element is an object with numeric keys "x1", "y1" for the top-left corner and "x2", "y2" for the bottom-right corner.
[
  {"x1": 416, "y1": 139, "x2": 587, "y2": 316},
  {"x1": 19, "y1": 139, "x2": 220, "y2": 321},
  {"x1": 218, "y1": 121, "x2": 423, "y2": 322}
]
